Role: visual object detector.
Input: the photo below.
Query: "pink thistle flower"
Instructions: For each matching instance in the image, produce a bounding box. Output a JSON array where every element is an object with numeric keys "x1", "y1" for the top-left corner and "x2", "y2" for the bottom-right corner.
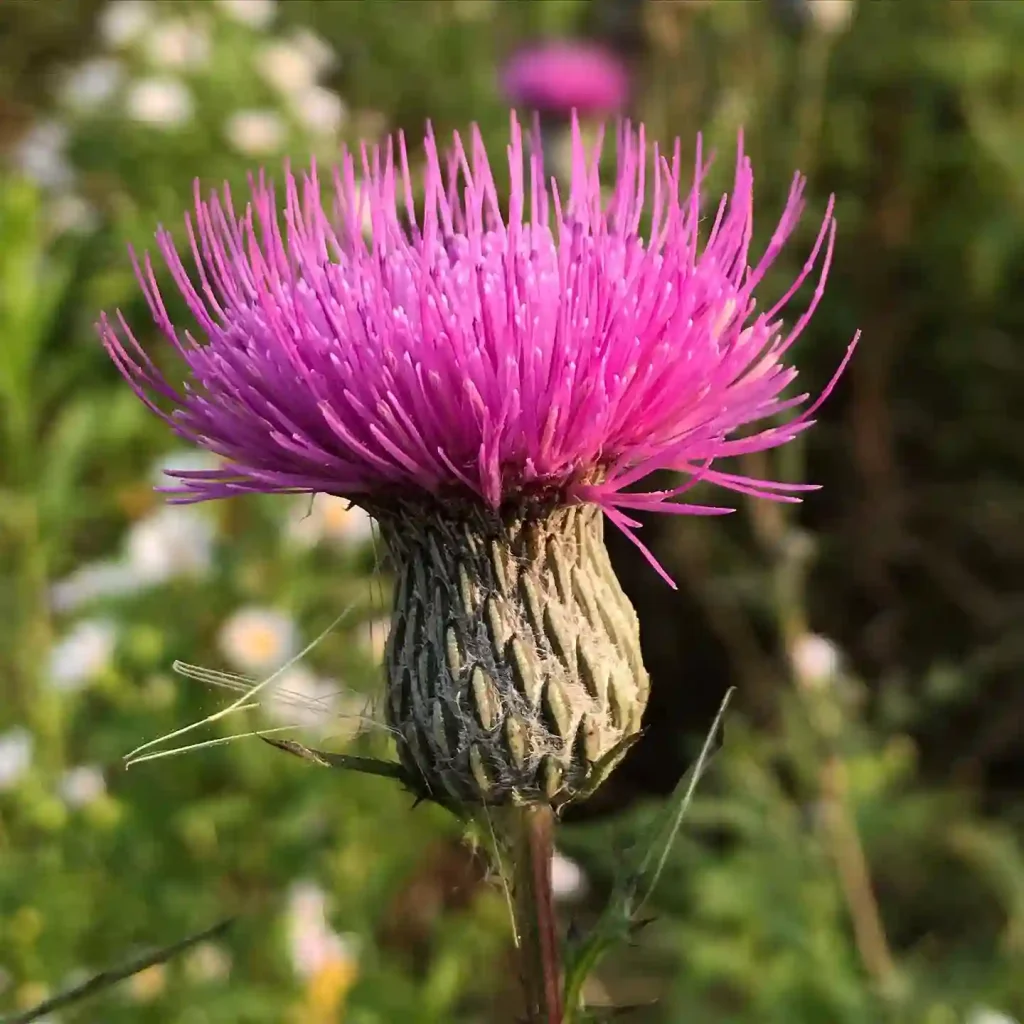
[
  {"x1": 99, "y1": 115, "x2": 854, "y2": 584},
  {"x1": 99, "y1": 115, "x2": 857, "y2": 808},
  {"x1": 501, "y1": 41, "x2": 630, "y2": 115}
]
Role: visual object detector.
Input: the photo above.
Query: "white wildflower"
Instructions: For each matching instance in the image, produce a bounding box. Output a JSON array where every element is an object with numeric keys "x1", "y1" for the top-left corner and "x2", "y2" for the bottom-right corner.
[
  {"x1": 59, "y1": 765, "x2": 107, "y2": 808},
  {"x1": 286, "y1": 495, "x2": 376, "y2": 550},
  {"x1": 0, "y1": 728, "x2": 34, "y2": 791},
  {"x1": 59, "y1": 58, "x2": 124, "y2": 114},
  {"x1": 51, "y1": 560, "x2": 141, "y2": 613},
  {"x1": 215, "y1": 0, "x2": 276, "y2": 29},
  {"x1": 967, "y1": 1010, "x2": 1020, "y2": 1024},
  {"x1": 224, "y1": 109, "x2": 287, "y2": 156},
  {"x1": 259, "y1": 39, "x2": 319, "y2": 96},
  {"x1": 144, "y1": 18, "x2": 212, "y2": 71},
  {"x1": 808, "y1": 0, "x2": 855, "y2": 35},
  {"x1": 290, "y1": 29, "x2": 336, "y2": 76},
  {"x1": 262, "y1": 666, "x2": 338, "y2": 728},
  {"x1": 789, "y1": 632, "x2": 841, "y2": 690},
  {"x1": 262, "y1": 667, "x2": 369, "y2": 743},
  {"x1": 218, "y1": 607, "x2": 299, "y2": 676},
  {"x1": 125, "y1": 505, "x2": 216, "y2": 585},
  {"x1": 48, "y1": 193, "x2": 100, "y2": 235},
  {"x1": 48, "y1": 619, "x2": 118, "y2": 692},
  {"x1": 289, "y1": 881, "x2": 329, "y2": 926},
  {"x1": 125, "y1": 77, "x2": 193, "y2": 127},
  {"x1": 292, "y1": 85, "x2": 346, "y2": 136},
  {"x1": 13, "y1": 121, "x2": 73, "y2": 190},
  {"x1": 551, "y1": 850, "x2": 588, "y2": 901},
  {"x1": 287, "y1": 883, "x2": 359, "y2": 980},
  {"x1": 99, "y1": 0, "x2": 153, "y2": 48}
]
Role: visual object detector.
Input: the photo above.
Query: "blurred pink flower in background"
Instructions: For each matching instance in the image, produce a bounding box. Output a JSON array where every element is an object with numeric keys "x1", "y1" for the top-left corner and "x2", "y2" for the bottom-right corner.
[{"x1": 501, "y1": 40, "x2": 630, "y2": 114}]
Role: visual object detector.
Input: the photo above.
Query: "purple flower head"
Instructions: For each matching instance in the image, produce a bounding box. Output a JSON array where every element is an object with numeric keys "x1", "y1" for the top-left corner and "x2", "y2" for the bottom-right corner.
[
  {"x1": 501, "y1": 42, "x2": 630, "y2": 115},
  {"x1": 100, "y1": 115, "x2": 856, "y2": 585}
]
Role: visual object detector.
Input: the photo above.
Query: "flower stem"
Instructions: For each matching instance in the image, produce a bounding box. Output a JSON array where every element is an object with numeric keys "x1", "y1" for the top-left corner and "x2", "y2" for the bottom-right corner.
[{"x1": 509, "y1": 803, "x2": 564, "y2": 1024}]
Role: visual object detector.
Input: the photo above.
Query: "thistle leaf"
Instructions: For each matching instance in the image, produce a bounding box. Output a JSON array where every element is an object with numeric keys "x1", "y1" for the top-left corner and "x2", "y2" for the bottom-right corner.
[{"x1": 561, "y1": 688, "x2": 733, "y2": 1021}]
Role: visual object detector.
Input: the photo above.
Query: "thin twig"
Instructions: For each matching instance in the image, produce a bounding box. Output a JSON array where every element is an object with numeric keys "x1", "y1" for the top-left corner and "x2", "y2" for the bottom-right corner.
[{"x1": 819, "y1": 756, "x2": 899, "y2": 993}]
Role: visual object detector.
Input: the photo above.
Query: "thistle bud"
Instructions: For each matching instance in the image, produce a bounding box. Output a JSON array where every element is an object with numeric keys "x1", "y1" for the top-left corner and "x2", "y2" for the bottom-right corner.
[{"x1": 379, "y1": 502, "x2": 648, "y2": 808}]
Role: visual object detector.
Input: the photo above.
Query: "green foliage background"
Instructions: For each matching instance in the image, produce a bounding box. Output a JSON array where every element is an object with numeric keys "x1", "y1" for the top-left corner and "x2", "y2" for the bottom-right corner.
[{"x1": 0, "y1": 1, "x2": 1021, "y2": 1021}]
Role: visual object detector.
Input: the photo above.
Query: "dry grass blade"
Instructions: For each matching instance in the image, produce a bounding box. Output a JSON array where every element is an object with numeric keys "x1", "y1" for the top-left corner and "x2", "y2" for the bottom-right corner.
[
  {"x1": 123, "y1": 608, "x2": 355, "y2": 768},
  {"x1": 1, "y1": 918, "x2": 233, "y2": 1024}
]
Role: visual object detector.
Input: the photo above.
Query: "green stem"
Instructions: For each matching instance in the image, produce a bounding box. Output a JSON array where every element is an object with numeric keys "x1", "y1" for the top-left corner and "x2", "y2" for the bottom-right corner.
[{"x1": 509, "y1": 803, "x2": 563, "y2": 1024}]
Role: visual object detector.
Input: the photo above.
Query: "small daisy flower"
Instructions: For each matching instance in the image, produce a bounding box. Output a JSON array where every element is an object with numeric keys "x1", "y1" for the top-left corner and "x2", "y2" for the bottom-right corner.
[
  {"x1": 48, "y1": 619, "x2": 117, "y2": 692},
  {"x1": 143, "y1": 18, "x2": 212, "y2": 71},
  {"x1": 13, "y1": 121, "x2": 73, "y2": 190},
  {"x1": 262, "y1": 665, "x2": 340, "y2": 729},
  {"x1": 292, "y1": 86, "x2": 347, "y2": 137},
  {"x1": 47, "y1": 192, "x2": 100, "y2": 235},
  {"x1": 259, "y1": 39, "x2": 319, "y2": 96},
  {"x1": 224, "y1": 109, "x2": 288, "y2": 157},
  {"x1": 99, "y1": 0, "x2": 153, "y2": 48},
  {"x1": 124, "y1": 77, "x2": 193, "y2": 127},
  {"x1": 289, "y1": 29, "x2": 336, "y2": 76},
  {"x1": 551, "y1": 850, "x2": 588, "y2": 901},
  {"x1": 968, "y1": 1010, "x2": 1020, "y2": 1024},
  {"x1": 0, "y1": 728, "x2": 34, "y2": 792},
  {"x1": 51, "y1": 559, "x2": 144, "y2": 613},
  {"x1": 125, "y1": 505, "x2": 216, "y2": 585},
  {"x1": 789, "y1": 632, "x2": 841, "y2": 690},
  {"x1": 218, "y1": 607, "x2": 299, "y2": 676},
  {"x1": 287, "y1": 883, "x2": 359, "y2": 980},
  {"x1": 289, "y1": 881, "x2": 329, "y2": 928},
  {"x1": 214, "y1": 0, "x2": 276, "y2": 29},
  {"x1": 286, "y1": 494, "x2": 376, "y2": 550},
  {"x1": 59, "y1": 58, "x2": 124, "y2": 114},
  {"x1": 58, "y1": 765, "x2": 107, "y2": 808}
]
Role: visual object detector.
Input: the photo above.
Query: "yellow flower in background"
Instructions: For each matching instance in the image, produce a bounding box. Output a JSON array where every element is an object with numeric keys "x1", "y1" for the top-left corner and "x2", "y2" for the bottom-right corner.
[
  {"x1": 14, "y1": 982, "x2": 49, "y2": 1013},
  {"x1": 291, "y1": 953, "x2": 359, "y2": 1024},
  {"x1": 217, "y1": 606, "x2": 299, "y2": 676},
  {"x1": 128, "y1": 963, "x2": 166, "y2": 1002},
  {"x1": 287, "y1": 883, "x2": 360, "y2": 1023},
  {"x1": 286, "y1": 494, "x2": 376, "y2": 551}
]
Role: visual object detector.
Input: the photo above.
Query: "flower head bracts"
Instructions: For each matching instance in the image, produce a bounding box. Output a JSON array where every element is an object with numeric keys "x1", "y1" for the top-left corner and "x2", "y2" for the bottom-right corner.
[{"x1": 100, "y1": 114, "x2": 856, "y2": 583}]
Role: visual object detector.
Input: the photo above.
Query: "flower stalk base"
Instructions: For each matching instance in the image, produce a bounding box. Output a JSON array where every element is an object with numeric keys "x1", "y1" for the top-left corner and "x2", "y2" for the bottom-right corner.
[{"x1": 505, "y1": 802, "x2": 564, "y2": 1024}]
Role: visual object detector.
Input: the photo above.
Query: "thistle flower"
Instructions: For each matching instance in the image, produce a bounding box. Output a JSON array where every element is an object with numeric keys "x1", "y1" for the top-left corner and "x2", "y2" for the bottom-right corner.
[
  {"x1": 100, "y1": 116, "x2": 855, "y2": 810},
  {"x1": 501, "y1": 41, "x2": 630, "y2": 115}
]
